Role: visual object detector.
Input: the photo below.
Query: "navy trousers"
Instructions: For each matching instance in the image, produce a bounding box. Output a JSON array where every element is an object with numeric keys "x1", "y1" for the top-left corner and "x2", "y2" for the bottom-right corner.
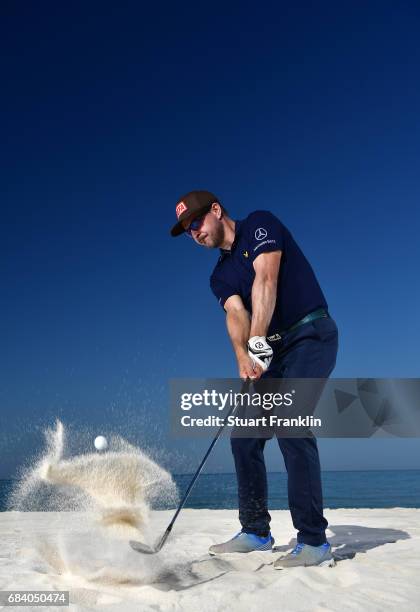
[{"x1": 230, "y1": 315, "x2": 339, "y2": 546}]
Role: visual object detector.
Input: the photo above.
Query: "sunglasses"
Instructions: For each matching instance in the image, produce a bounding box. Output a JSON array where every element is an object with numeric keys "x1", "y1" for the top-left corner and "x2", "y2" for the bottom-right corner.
[{"x1": 185, "y1": 208, "x2": 211, "y2": 237}]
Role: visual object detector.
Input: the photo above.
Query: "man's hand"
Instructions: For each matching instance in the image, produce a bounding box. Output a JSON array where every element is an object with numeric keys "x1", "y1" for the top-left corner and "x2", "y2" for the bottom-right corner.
[
  {"x1": 237, "y1": 352, "x2": 263, "y2": 381},
  {"x1": 247, "y1": 336, "x2": 273, "y2": 371}
]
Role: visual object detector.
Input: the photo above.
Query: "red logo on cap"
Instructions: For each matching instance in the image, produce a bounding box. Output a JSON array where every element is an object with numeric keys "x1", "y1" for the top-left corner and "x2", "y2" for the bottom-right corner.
[{"x1": 176, "y1": 202, "x2": 188, "y2": 218}]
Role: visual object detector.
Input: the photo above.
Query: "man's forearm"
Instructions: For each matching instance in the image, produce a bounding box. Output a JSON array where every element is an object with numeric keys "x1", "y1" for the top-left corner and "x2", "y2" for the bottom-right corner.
[
  {"x1": 250, "y1": 274, "x2": 277, "y2": 337},
  {"x1": 226, "y1": 308, "x2": 251, "y2": 360}
]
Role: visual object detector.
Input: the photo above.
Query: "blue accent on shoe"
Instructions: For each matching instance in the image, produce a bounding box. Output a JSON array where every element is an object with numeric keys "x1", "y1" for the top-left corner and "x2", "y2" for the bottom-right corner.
[
  {"x1": 242, "y1": 532, "x2": 273, "y2": 546},
  {"x1": 293, "y1": 542, "x2": 330, "y2": 555},
  {"x1": 291, "y1": 542, "x2": 305, "y2": 555},
  {"x1": 209, "y1": 530, "x2": 274, "y2": 555}
]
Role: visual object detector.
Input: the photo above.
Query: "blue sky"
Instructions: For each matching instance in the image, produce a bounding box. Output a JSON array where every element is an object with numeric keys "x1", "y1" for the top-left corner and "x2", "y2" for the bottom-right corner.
[{"x1": 2, "y1": 1, "x2": 420, "y2": 477}]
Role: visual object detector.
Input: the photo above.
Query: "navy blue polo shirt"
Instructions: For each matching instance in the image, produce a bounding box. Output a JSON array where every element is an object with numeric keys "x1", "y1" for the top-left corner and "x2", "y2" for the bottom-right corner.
[{"x1": 210, "y1": 210, "x2": 328, "y2": 333}]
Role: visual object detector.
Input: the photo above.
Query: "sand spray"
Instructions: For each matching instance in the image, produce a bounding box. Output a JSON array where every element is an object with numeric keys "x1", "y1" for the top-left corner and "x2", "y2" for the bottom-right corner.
[{"x1": 8, "y1": 420, "x2": 187, "y2": 587}]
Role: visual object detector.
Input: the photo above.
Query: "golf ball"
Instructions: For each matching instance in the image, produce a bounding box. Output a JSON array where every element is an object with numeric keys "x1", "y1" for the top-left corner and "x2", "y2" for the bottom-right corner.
[{"x1": 94, "y1": 435, "x2": 108, "y2": 451}]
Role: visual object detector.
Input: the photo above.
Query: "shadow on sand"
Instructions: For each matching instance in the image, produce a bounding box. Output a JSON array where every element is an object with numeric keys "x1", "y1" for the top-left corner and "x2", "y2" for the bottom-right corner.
[{"x1": 272, "y1": 524, "x2": 410, "y2": 562}]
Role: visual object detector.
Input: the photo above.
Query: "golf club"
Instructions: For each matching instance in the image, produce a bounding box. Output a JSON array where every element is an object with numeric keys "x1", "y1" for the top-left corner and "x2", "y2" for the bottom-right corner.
[{"x1": 130, "y1": 378, "x2": 251, "y2": 554}]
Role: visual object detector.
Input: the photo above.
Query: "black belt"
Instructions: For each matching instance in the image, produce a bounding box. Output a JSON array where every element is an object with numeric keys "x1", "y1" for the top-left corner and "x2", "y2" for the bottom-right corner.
[{"x1": 268, "y1": 308, "x2": 329, "y2": 342}]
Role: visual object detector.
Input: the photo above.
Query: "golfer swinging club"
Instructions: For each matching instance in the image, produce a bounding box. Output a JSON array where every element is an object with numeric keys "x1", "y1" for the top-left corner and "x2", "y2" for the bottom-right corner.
[{"x1": 170, "y1": 191, "x2": 338, "y2": 569}]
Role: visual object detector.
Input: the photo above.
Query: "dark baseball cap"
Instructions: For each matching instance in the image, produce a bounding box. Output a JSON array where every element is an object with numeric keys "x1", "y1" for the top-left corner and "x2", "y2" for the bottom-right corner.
[{"x1": 170, "y1": 190, "x2": 220, "y2": 237}]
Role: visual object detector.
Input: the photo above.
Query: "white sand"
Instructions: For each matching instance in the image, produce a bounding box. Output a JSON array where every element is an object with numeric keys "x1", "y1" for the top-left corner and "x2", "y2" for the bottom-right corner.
[{"x1": 1, "y1": 507, "x2": 419, "y2": 611}]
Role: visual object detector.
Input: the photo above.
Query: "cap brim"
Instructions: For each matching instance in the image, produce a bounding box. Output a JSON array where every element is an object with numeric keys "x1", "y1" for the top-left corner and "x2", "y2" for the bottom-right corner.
[{"x1": 170, "y1": 221, "x2": 186, "y2": 237}]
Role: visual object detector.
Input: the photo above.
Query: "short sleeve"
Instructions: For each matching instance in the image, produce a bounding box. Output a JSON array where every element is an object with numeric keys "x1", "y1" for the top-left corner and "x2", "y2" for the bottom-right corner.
[
  {"x1": 245, "y1": 210, "x2": 285, "y2": 262},
  {"x1": 210, "y1": 274, "x2": 238, "y2": 310}
]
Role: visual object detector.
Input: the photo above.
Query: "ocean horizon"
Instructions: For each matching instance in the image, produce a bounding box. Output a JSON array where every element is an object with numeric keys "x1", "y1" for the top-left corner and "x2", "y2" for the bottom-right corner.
[{"x1": 1, "y1": 469, "x2": 420, "y2": 511}]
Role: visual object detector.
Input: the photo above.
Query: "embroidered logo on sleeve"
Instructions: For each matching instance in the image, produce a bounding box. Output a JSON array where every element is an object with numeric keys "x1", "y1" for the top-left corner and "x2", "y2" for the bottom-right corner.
[
  {"x1": 253, "y1": 239, "x2": 276, "y2": 252},
  {"x1": 255, "y1": 228, "x2": 268, "y2": 240}
]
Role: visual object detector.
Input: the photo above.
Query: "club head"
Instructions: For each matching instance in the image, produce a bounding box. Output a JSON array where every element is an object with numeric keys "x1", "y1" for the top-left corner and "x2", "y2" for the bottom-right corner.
[
  {"x1": 129, "y1": 540, "x2": 157, "y2": 554},
  {"x1": 129, "y1": 527, "x2": 171, "y2": 555}
]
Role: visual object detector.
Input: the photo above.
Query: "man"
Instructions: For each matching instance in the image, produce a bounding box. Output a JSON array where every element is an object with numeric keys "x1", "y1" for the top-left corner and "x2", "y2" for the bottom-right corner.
[{"x1": 170, "y1": 190, "x2": 338, "y2": 569}]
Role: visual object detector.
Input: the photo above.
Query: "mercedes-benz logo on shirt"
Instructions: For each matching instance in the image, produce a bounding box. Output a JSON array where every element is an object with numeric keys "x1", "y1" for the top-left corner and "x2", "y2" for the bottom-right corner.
[{"x1": 255, "y1": 227, "x2": 268, "y2": 240}]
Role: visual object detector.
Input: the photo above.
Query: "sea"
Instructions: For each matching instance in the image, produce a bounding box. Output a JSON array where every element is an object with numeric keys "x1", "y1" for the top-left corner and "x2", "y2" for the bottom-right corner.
[{"x1": 1, "y1": 470, "x2": 419, "y2": 511}]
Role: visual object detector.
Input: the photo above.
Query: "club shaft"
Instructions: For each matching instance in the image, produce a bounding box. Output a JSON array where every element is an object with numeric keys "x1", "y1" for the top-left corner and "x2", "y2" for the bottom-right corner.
[{"x1": 165, "y1": 380, "x2": 250, "y2": 534}]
